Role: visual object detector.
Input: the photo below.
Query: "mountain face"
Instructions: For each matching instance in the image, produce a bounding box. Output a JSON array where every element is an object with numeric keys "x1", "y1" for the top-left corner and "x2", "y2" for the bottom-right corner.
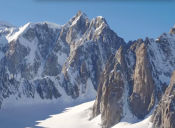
[
  {"x1": 92, "y1": 30, "x2": 175, "y2": 127},
  {"x1": 152, "y1": 71, "x2": 175, "y2": 128},
  {"x1": 0, "y1": 11, "x2": 124, "y2": 108}
]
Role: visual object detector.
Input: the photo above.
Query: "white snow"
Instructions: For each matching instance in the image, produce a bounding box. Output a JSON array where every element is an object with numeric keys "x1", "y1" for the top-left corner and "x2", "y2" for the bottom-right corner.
[
  {"x1": 148, "y1": 35, "x2": 175, "y2": 86},
  {"x1": 6, "y1": 22, "x2": 30, "y2": 42},
  {"x1": 36, "y1": 100, "x2": 153, "y2": 128},
  {"x1": 78, "y1": 79, "x2": 97, "y2": 100},
  {"x1": 112, "y1": 116, "x2": 153, "y2": 128},
  {"x1": 71, "y1": 16, "x2": 81, "y2": 26},
  {"x1": 36, "y1": 101, "x2": 101, "y2": 128}
]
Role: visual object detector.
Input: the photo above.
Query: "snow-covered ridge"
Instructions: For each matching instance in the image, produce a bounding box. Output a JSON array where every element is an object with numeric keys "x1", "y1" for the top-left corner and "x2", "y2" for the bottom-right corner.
[{"x1": 6, "y1": 21, "x2": 61, "y2": 42}]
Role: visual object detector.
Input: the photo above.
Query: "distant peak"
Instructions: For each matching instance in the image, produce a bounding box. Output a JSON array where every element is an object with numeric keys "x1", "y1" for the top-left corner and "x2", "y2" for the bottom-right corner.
[{"x1": 0, "y1": 20, "x2": 14, "y2": 28}]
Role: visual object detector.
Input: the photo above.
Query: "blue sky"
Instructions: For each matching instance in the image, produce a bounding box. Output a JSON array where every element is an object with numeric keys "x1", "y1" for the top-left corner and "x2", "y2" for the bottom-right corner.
[{"x1": 0, "y1": 0, "x2": 175, "y2": 42}]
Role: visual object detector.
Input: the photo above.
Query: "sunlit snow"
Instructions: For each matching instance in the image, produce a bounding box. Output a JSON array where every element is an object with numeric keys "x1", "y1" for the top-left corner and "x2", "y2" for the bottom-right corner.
[{"x1": 36, "y1": 101, "x2": 153, "y2": 128}]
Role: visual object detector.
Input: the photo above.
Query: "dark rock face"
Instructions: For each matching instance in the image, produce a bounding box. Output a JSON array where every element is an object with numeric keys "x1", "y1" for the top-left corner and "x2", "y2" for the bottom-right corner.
[
  {"x1": 34, "y1": 78, "x2": 61, "y2": 99},
  {"x1": 152, "y1": 71, "x2": 175, "y2": 128},
  {"x1": 43, "y1": 53, "x2": 62, "y2": 76}
]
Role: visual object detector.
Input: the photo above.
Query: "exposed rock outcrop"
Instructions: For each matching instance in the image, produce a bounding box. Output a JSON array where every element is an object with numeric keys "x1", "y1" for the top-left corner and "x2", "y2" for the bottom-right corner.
[
  {"x1": 92, "y1": 46, "x2": 128, "y2": 128},
  {"x1": 152, "y1": 71, "x2": 175, "y2": 128},
  {"x1": 129, "y1": 42, "x2": 155, "y2": 118}
]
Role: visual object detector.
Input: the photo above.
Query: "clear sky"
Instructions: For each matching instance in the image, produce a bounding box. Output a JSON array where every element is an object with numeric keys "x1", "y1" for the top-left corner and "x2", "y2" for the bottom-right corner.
[{"x1": 0, "y1": 0, "x2": 175, "y2": 42}]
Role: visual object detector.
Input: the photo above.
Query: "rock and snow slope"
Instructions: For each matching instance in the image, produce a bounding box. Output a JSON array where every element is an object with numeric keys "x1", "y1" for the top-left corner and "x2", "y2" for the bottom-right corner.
[
  {"x1": 92, "y1": 30, "x2": 175, "y2": 127},
  {"x1": 0, "y1": 11, "x2": 124, "y2": 109}
]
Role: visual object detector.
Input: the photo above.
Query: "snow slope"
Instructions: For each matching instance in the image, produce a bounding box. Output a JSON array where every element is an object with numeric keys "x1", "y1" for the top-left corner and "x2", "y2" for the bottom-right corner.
[
  {"x1": 36, "y1": 101, "x2": 101, "y2": 128},
  {"x1": 112, "y1": 116, "x2": 153, "y2": 128},
  {"x1": 36, "y1": 101, "x2": 153, "y2": 128}
]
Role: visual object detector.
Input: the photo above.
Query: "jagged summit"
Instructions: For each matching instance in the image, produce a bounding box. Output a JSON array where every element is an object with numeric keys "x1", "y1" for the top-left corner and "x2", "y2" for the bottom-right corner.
[
  {"x1": 66, "y1": 11, "x2": 109, "y2": 31},
  {"x1": 76, "y1": 10, "x2": 87, "y2": 18},
  {"x1": 66, "y1": 11, "x2": 89, "y2": 27},
  {"x1": 90, "y1": 16, "x2": 109, "y2": 32}
]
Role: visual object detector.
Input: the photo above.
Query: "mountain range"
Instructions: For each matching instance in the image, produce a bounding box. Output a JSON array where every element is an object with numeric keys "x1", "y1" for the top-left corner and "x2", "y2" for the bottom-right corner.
[{"x1": 0, "y1": 11, "x2": 175, "y2": 128}]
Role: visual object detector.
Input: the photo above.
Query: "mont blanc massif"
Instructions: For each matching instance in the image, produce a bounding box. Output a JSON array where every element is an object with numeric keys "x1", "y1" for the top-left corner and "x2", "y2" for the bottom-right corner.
[{"x1": 0, "y1": 11, "x2": 175, "y2": 128}]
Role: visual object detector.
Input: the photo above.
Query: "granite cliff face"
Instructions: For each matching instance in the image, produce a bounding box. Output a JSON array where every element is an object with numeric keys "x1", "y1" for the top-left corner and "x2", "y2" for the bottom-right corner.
[
  {"x1": 0, "y1": 11, "x2": 125, "y2": 108},
  {"x1": 92, "y1": 47, "x2": 126, "y2": 128},
  {"x1": 129, "y1": 42, "x2": 155, "y2": 118},
  {"x1": 92, "y1": 28, "x2": 175, "y2": 127}
]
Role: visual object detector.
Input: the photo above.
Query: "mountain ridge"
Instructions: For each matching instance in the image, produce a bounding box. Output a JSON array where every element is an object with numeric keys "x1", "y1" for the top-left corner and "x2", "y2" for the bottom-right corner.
[{"x1": 0, "y1": 11, "x2": 124, "y2": 109}]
